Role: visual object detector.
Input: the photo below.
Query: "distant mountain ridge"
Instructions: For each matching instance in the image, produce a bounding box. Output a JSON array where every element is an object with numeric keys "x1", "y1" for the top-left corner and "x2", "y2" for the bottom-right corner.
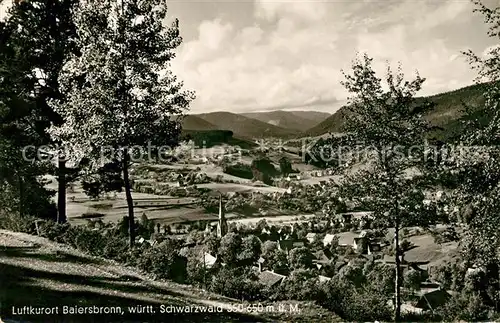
[
  {"x1": 304, "y1": 82, "x2": 489, "y2": 139},
  {"x1": 180, "y1": 83, "x2": 490, "y2": 141},
  {"x1": 191, "y1": 111, "x2": 299, "y2": 139},
  {"x1": 241, "y1": 110, "x2": 330, "y2": 132},
  {"x1": 180, "y1": 110, "x2": 331, "y2": 139},
  {"x1": 181, "y1": 115, "x2": 219, "y2": 132}
]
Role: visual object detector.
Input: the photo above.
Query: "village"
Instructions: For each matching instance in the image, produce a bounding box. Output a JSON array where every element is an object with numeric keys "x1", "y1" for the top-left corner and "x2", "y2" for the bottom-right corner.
[
  {"x1": 36, "y1": 132, "x2": 472, "y2": 321},
  {"x1": 130, "y1": 179, "x2": 463, "y2": 316},
  {"x1": 2, "y1": 0, "x2": 500, "y2": 321}
]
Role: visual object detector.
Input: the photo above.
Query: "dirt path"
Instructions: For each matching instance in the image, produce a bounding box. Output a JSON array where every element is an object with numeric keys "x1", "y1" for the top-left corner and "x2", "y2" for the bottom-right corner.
[{"x1": 0, "y1": 230, "x2": 268, "y2": 323}]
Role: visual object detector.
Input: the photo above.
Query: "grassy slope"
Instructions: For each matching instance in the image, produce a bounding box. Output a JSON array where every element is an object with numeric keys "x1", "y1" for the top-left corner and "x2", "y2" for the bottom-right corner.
[{"x1": 0, "y1": 230, "x2": 340, "y2": 323}]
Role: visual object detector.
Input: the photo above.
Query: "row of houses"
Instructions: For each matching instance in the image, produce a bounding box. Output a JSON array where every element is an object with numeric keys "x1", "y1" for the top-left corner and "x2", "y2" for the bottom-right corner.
[
  {"x1": 200, "y1": 249, "x2": 339, "y2": 288},
  {"x1": 200, "y1": 248, "x2": 452, "y2": 314}
]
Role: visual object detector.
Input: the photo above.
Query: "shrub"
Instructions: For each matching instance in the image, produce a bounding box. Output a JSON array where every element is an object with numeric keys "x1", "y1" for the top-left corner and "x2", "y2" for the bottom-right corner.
[
  {"x1": 91, "y1": 203, "x2": 113, "y2": 210},
  {"x1": 431, "y1": 227, "x2": 459, "y2": 244},
  {"x1": 400, "y1": 239, "x2": 413, "y2": 252},
  {"x1": 210, "y1": 267, "x2": 263, "y2": 301},
  {"x1": 73, "y1": 228, "x2": 108, "y2": 256},
  {"x1": 277, "y1": 269, "x2": 319, "y2": 301},
  {"x1": 0, "y1": 213, "x2": 38, "y2": 235},
  {"x1": 38, "y1": 220, "x2": 71, "y2": 242},
  {"x1": 319, "y1": 278, "x2": 392, "y2": 322},
  {"x1": 81, "y1": 212, "x2": 105, "y2": 219},
  {"x1": 437, "y1": 291, "x2": 490, "y2": 322},
  {"x1": 137, "y1": 240, "x2": 187, "y2": 282}
]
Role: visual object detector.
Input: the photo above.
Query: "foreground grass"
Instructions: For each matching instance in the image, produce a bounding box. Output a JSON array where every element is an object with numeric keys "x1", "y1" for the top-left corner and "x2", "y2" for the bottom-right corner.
[{"x1": 0, "y1": 230, "x2": 340, "y2": 323}]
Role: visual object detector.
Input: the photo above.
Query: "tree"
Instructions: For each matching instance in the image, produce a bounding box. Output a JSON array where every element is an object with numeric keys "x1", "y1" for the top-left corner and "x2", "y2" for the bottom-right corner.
[
  {"x1": 49, "y1": 0, "x2": 194, "y2": 247},
  {"x1": 334, "y1": 54, "x2": 440, "y2": 321},
  {"x1": 81, "y1": 160, "x2": 123, "y2": 198},
  {"x1": 2, "y1": 0, "x2": 81, "y2": 223},
  {"x1": 203, "y1": 234, "x2": 220, "y2": 255},
  {"x1": 137, "y1": 239, "x2": 186, "y2": 282},
  {"x1": 239, "y1": 235, "x2": 261, "y2": 265},
  {"x1": 288, "y1": 247, "x2": 314, "y2": 270},
  {"x1": 365, "y1": 263, "x2": 395, "y2": 297},
  {"x1": 255, "y1": 219, "x2": 267, "y2": 232},
  {"x1": 210, "y1": 267, "x2": 261, "y2": 301},
  {"x1": 251, "y1": 157, "x2": 277, "y2": 185},
  {"x1": 186, "y1": 249, "x2": 206, "y2": 286},
  {"x1": 261, "y1": 241, "x2": 288, "y2": 273},
  {"x1": 404, "y1": 269, "x2": 423, "y2": 294},
  {"x1": 278, "y1": 156, "x2": 292, "y2": 176},
  {"x1": 310, "y1": 232, "x2": 327, "y2": 251},
  {"x1": 281, "y1": 269, "x2": 319, "y2": 301},
  {"x1": 261, "y1": 240, "x2": 278, "y2": 258},
  {"x1": 218, "y1": 232, "x2": 242, "y2": 266},
  {"x1": 338, "y1": 263, "x2": 366, "y2": 288},
  {"x1": 436, "y1": 1, "x2": 500, "y2": 312}
]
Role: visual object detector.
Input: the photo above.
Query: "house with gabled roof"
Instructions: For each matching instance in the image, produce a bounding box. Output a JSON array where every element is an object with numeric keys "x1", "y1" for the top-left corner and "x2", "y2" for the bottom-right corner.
[
  {"x1": 306, "y1": 232, "x2": 317, "y2": 244},
  {"x1": 415, "y1": 287, "x2": 451, "y2": 312},
  {"x1": 258, "y1": 270, "x2": 286, "y2": 288},
  {"x1": 314, "y1": 249, "x2": 335, "y2": 265},
  {"x1": 203, "y1": 252, "x2": 218, "y2": 269},
  {"x1": 323, "y1": 234, "x2": 336, "y2": 247}
]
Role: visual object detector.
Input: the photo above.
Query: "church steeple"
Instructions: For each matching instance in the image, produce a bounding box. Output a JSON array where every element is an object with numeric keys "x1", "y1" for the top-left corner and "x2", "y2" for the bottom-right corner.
[{"x1": 217, "y1": 193, "x2": 227, "y2": 237}]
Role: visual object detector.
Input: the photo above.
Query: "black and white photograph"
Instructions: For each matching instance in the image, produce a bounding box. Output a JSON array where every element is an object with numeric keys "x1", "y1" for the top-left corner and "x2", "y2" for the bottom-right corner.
[{"x1": 1, "y1": 0, "x2": 500, "y2": 322}]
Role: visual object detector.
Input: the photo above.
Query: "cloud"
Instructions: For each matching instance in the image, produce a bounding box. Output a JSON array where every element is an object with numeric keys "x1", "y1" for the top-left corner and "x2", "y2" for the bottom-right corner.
[
  {"x1": 0, "y1": 1, "x2": 11, "y2": 21},
  {"x1": 254, "y1": 0, "x2": 328, "y2": 23},
  {"x1": 413, "y1": 0, "x2": 470, "y2": 31},
  {"x1": 171, "y1": 0, "x2": 489, "y2": 113},
  {"x1": 179, "y1": 19, "x2": 233, "y2": 64},
  {"x1": 198, "y1": 19, "x2": 233, "y2": 50}
]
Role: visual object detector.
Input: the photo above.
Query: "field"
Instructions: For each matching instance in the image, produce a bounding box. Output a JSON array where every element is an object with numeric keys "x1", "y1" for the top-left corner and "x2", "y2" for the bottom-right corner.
[
  {"x1": 44, "y1": 175, "x2": 211, "y2": 226},
  {"x1": 44, "y1": 157, "x2": 288, "y2": 227}
]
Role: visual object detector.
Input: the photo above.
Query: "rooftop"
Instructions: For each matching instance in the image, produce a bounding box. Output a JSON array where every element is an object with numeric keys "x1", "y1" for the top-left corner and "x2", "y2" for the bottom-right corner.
[{"x1": 258, "y1": 270, "x2": 286, "y2": 287}]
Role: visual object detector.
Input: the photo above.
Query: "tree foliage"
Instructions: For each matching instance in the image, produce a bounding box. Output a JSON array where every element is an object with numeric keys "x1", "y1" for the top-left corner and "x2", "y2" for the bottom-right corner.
[
  {"x1": 333, "y1": 54, "x2": 441, "y2": 321},
  {"x1": 278, "y1": 156, "x2": 292, "y2": 176},
  {"x1": 48, "y1": 0, "x2": 194, "y2": 246}
]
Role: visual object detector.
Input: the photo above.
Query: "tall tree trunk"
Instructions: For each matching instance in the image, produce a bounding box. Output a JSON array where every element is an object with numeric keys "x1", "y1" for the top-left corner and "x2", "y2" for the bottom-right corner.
[
  {"x1": 394, "y1": 219, "x2": 402, "y2": 322},
  {"x1": 122, "y1": 149, "x2": 135, "y2": 248},
  {"x1": 57, "y1": 158, "x2": 66, "y2": 223},
  {"x1": 18, "y1": 173, "x2": 23, "y2": 217}
]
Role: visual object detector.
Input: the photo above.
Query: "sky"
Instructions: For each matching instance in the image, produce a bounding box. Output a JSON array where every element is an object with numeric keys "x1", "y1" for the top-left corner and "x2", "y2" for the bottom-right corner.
[
  {"x1": 0, "y1": 0, "x2": 498, "y2": 114},
  {"x1": 165, "y1": 0, "x2": 499, "y2": 114}
]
